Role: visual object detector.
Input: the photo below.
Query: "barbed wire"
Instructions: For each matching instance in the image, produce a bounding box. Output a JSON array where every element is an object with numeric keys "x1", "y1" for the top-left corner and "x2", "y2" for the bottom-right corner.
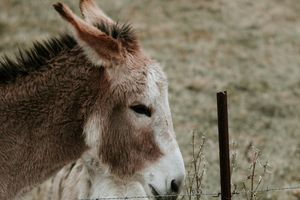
[
  {"x1": 78, "y1": 185, "x2": 300, "y2": 200},
  {"x1": 80, "y1": 192, "x2": 218, "y2": 200}
]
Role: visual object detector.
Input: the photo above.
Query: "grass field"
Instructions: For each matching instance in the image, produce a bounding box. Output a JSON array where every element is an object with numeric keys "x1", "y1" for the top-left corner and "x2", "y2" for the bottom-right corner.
[{"x1": 1, "y1": 0, "x2": 300, "y2": 199}]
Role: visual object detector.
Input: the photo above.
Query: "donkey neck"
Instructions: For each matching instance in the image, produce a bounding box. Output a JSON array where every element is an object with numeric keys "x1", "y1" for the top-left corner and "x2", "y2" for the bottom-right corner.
[{"x1": 0, "y1": 47, "x2": 101, "y2": 199}]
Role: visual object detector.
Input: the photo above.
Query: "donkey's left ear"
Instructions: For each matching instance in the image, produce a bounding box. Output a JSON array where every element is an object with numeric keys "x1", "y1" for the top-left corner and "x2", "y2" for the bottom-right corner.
[{"x1": 53, "y1": 2, "x2": 123, "y2": 66}]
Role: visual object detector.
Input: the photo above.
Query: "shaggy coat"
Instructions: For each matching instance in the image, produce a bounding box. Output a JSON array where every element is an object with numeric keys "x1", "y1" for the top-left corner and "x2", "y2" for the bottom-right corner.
[
  {"x1": 0, "y1": 1, "x2": 185, "y2": 199},
  {"x1": 25, "y1": 149, "x2": 150, "y2": 200}
]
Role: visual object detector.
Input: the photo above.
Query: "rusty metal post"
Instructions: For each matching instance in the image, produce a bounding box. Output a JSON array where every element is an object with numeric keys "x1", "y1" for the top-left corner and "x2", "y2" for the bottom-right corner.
[{"x1": 217, "y1": 91, "x2": 231, "y2": 200}]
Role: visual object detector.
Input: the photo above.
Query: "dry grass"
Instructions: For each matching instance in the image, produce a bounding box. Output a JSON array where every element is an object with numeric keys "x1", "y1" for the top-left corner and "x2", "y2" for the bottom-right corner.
[
  {"x1": 181, "y1": 134, "x2": 274, "y2": 200},
  {"x1": 182, "y1": 132, "x2": 206, "y2": 200},
  {"x1": 1, "y1": 0, "x2": 300, "y2": 199},
  {"x1": 232, "y1": 146, "x2": 273, "y2": 200}
]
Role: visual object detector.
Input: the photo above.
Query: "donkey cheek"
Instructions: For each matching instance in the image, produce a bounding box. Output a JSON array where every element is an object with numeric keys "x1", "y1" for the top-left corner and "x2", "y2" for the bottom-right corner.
[{"x1": 99, "y1": 127, "x2": 162, "y2": 177}]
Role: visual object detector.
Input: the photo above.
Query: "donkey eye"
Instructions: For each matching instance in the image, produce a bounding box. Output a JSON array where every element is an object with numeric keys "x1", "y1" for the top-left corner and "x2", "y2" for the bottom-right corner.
[{"x1": 130, "y1": 104, "x2": 152, "y2": 117}]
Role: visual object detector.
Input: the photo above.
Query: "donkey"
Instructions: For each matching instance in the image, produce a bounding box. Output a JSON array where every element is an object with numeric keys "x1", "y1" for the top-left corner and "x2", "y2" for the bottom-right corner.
[
  {"x1": 0, "y1": 0, "x2": 185, "y2": 199},
  {"x1": 27, "y1": 149, "x2": 150, "y2": 200}
]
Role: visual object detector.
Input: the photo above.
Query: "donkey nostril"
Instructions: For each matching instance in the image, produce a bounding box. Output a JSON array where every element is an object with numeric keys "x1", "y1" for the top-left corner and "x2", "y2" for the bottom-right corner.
[{"x1": 171, "y1": 179, "x2": 180, "y2": 193}]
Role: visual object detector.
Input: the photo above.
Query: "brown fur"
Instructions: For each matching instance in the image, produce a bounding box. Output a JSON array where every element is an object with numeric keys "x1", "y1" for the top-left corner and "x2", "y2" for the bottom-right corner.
[
  {"x1": 100, "y1": 104, "x2": 162, "y2": 177},
  {"x1": 86, "y1": 51, "x2": 163, "y2": 177},
  {"x1": 0, "y1": 1, "x2": 163, "y2": 199},
  {"x1": 0, "y1": 47, "x2": 100, "y2": 199}
]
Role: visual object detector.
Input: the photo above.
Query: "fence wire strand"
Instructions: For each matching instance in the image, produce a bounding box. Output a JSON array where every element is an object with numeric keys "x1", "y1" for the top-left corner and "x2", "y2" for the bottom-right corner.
[{"x1": 78, "y1": 185, "x2": 300, "y2": 199}]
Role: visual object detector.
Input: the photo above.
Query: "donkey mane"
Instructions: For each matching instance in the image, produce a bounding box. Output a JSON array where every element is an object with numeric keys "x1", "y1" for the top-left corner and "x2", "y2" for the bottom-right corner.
[
  {"x1": 0, "y1": 22, "x2": 136, "y2": 84},
  {"x1": 0, "y1": 35, "x2": 76, "y2": 84}
]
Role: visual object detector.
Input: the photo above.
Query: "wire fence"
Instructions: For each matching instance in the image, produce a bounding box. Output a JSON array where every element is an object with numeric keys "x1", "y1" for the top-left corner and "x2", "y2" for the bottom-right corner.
[
  {"x1": 74, "y1": 92, "x2": 300, "y2": 200},
  {"x1": 78, "y1": 185, "x2": 300, "y2": 199}
]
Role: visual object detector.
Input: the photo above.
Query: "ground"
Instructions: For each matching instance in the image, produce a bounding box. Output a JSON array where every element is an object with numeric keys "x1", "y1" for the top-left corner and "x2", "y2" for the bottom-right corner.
[{"x1": 0, "y1": 0, "x2": 299, "y2": 199}]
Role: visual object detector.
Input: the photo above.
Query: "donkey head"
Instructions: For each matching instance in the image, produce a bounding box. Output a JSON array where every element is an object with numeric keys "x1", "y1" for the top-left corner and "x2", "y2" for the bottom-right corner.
[{"x1": 54, "y1": 0, "x2": 185, "y2": 198}]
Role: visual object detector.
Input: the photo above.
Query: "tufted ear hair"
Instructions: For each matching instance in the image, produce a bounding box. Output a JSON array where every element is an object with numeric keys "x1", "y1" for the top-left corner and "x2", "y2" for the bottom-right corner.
[
  {"x1": 53, "y1": 2, "x2": 123, "y2": 66},
  {"x1": 79, "y1": 0, "x2": 114, "y2": 25},
  {"x1": 79, "y1": 0, "x2": 140, "y2": 55}
]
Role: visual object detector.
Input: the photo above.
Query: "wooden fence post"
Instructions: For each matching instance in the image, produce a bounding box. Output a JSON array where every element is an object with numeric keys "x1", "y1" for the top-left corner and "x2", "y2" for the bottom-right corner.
[{"x1": 217, "y1": 91, "x2": 231, "y2": 200}]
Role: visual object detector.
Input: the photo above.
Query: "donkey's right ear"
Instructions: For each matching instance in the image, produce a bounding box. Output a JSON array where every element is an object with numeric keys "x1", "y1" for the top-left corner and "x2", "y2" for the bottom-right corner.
[
  {"x1": 79, "y1": 0, "x2": 114, "y2": 25},
  {"x1": 53, "y1": 2, "x2": 123, "y2": 66}
]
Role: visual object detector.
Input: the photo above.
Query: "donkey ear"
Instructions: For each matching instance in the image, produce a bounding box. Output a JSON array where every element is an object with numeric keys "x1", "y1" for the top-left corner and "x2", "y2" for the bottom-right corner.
[
  {"x1": 79, "y1": 0, "x2": 114, "y2": 25},
  {"x1": 53, "y1": 2, "x2": 123, "y2": 66}
]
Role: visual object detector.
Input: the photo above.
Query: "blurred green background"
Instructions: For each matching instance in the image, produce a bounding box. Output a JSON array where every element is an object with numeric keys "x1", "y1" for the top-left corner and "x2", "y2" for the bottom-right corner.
[{"x1": 0, "y1": 0, "x2": 299, "y2": 199}]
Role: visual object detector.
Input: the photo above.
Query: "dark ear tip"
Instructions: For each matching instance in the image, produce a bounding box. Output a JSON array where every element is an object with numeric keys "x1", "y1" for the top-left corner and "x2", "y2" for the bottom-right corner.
[
  {"x1": 53, "y1": 2, "x2": 69, "y2": 20},
  {"x1": 53, "y1": 2, "x2": 63, "y2": 13}
]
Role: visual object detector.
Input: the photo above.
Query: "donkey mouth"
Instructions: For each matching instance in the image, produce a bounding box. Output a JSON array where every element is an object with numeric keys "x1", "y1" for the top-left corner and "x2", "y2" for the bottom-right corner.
[
  {"x1": 149, "y1": 184, "x2": 161, "y2": 200},
  {"x1": 148, "y1": 184, "x2": 178, "y2": 200}
]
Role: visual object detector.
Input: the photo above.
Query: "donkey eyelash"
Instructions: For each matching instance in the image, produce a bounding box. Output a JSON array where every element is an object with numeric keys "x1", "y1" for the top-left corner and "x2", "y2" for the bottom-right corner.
[{"x1": 130, "y1": 104, "x2": 152, "y2": 117}]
